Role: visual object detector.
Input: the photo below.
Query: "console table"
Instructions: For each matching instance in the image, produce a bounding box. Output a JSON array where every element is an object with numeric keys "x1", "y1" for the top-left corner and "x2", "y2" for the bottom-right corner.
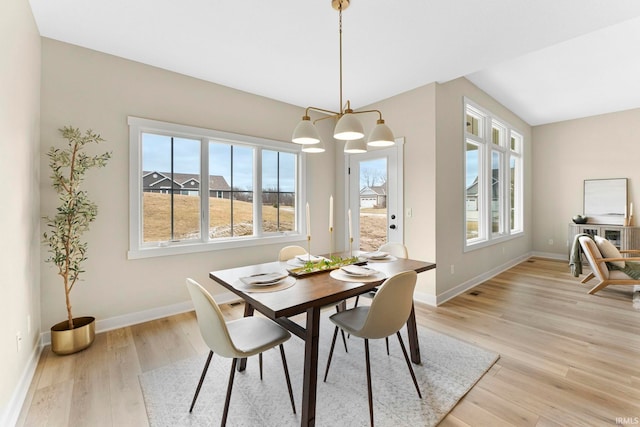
[{"x1": 568, "y1": 223, "x2": 640, "y2": 258}]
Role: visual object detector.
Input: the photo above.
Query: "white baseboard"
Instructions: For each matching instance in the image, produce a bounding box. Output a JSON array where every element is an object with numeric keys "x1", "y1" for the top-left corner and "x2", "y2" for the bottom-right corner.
[
  {"x1": 40, "y1": 291, "x2": 242, "y2": 346},
  {"x1": 413, "y1": 291, "x2": 437, "y2": 307},
  {"x1": 433, "y1": 252, "x2": 534, "y2": 306},
  {"x1": 530, "y1": 251, "x2": 567, "y2": 261},
  {"x1": 1, "y1": 342, "x2": 43, "y2": 427}
]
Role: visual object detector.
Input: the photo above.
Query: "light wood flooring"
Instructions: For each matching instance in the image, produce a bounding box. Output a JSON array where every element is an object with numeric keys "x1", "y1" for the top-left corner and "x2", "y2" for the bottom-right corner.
[{"x1": 17, "y1": 258, "x2": 640, "y2": 426}]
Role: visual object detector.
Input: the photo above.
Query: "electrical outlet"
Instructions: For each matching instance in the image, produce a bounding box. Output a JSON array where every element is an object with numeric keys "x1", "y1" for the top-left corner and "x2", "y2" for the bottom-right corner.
[
  {"x1": 16, "y1": 332, "x2": 22, "y2": 353},
  {"x1": 450, "y1": 264, "x2": 455, "y2": 275},
  {"x1": 548, "y1": 239, "x2": 554, "y2": 245},
  {"x1": 406, "y1": 208, "x2": 412, "y2": 218}
]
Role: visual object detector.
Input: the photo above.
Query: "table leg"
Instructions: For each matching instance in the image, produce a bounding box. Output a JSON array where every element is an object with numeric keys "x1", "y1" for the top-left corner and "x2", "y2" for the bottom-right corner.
[
  {"x1": 301, "y1": 306, "x2": 320, "y2": 426},
  {"x1": 238, "y1": 303, "x2": 255, "y2": 372},
  {"x1": 406, "y1": 304, "x2": 421, "y2": 364}
]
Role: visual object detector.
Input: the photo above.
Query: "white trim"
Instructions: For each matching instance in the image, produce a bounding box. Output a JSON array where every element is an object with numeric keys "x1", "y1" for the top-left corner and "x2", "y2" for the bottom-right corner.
[
  {"x1": 463, "y1": 97, "x2": 525, "y2": 252},
  {"x1": 128, "y1": 233, "x2": 307, "y2": 259},
  {"x1": 530, "y1": 251, "x2": 567, "y2": 261},
  {"x1": 1, "y1": 343, "x2": 43, "y2": 427},
  {"x1": 413, "y1": 291, "x2": 437, "y2": 307},
  {"x1": 40, "y1": 291, "x2": 242, "y2": 346},
  {"x1": 128, "y1": 116, "x2": 304, "y2": 259},
  {"x1": 414, "y1": 252, "x2": 534, "y2": 307}
]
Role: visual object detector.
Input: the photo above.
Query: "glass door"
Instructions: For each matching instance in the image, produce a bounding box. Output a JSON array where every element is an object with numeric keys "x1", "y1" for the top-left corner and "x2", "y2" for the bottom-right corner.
[{"x1": 347, "y1": 139, "x2": 404, "y2": 252}]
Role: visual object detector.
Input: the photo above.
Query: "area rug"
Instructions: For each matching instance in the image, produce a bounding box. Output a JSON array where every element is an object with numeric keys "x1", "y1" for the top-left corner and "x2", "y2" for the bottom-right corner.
[{"x1": 139, "y1": 319, "x2": 499, "y2": 427}]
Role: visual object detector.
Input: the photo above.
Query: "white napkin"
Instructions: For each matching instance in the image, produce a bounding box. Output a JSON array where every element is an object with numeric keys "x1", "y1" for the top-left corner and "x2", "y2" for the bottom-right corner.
[
  {"x1": 295, "y1": 254, "x2": 324, "y2": 263},
  {"x1": 340, "y1": 265, "x2": 377, "y2": 276},
  {"x1": 361, "y1": 251, "x2": 389, "y2": 260},
  {"x1": 240, "y1": 272, "x2": 288, "y2": 285}
]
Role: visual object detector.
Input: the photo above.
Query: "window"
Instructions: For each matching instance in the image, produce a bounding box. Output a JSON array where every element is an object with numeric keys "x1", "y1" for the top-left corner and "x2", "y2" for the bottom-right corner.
[
  {"x1": 129, "y1": 117, "x2": 304, "y2": 259},
  {"x1": 464, "y1": 99, "x2": 523, "y2": 249}
]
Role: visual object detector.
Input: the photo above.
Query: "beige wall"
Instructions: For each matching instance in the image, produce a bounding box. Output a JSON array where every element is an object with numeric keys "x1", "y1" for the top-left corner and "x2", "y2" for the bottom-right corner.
[
  {"x1": 362, "y1": 85, "x2": 438, "y2": 296},
  {"x1": 39, "y1": 39, "x2": 335, "y2": 330},
  {"x1": 532, "y1": 108, "x2": 640, "y2": 257},
  {"x1": 434, "y1": 78, "x2": 533, "y2": 297},
  {"x1": 0, "y1": 0, "x2": 41, "y2": 421},
  {"x1": 337, "y1": 77, "x2": 535, "y2": 301}
]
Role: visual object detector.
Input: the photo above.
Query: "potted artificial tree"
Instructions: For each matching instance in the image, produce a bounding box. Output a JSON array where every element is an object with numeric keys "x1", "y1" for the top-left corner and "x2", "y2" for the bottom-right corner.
[{"x1": 43, "y1": 126, "x2": 111, "y2": 355}]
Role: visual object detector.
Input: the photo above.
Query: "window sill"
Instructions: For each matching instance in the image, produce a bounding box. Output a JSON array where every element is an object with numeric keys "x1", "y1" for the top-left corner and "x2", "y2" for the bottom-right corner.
[
  {"x1": 463, "y1": 231, "x2": 523, "y2": 253},
  {"x1": 128, "y1": 233, "x2": 307, "y2": 260}
]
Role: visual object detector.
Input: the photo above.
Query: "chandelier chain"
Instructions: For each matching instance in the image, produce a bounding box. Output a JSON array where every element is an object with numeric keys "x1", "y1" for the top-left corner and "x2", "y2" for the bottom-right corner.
[{"x1": 339, "y1": 5, "x2": 343, "y2": 115}]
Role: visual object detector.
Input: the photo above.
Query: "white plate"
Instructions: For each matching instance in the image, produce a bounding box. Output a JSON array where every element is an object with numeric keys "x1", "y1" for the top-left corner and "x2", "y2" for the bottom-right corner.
[
  {"x1": 340, "y1": 265, "x2": 378, "y2": 277},
  {"x1": 251, "y1": 277, "x2": 287, "y2": 286},
  {"x1": 361, "y1": 251, "x2": 389, "y2": 260},
  {"x1": 239, "y1": 272, "x2": 288, "y2": 286}
]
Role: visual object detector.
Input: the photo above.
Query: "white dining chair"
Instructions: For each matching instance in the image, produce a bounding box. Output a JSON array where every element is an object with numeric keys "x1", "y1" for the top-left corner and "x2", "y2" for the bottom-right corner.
[
  {"x1": 378, "y1": 242, "x2": 409, "y2": 259},
  {"x1": 323, "y1": 270, "x2": 422, "y2": 426},
  {"x1": 186, "y1": 278, "x2": 296, "y2": 426},
  {"x1": 352, "y1": 242, "x2": 409, "y2": 354},
  {"x1": 278, "y1": 245, "x2": 307, "y2": 261}
]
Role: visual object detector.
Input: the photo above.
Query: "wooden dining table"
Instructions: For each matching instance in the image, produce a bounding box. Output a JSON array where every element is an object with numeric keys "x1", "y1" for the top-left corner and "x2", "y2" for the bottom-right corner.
[{"x1": 209, "y1": 254, "x2": 436, "y2": 427}]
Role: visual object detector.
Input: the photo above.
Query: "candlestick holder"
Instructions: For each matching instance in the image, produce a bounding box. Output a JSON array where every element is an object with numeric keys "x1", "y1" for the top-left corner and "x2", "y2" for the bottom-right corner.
[
  {"x1": 307, "y1": 235, "x2": 312, "y2": 262},
  {"x1": 329, "y1": 227, "x2": 333, "y2": 258},
  {"x1": 349, "y1": 237, "x2": 353, "y2": 258},
  {"x1": 629, "y1": 215, "x2": 634, "y2": 227}
]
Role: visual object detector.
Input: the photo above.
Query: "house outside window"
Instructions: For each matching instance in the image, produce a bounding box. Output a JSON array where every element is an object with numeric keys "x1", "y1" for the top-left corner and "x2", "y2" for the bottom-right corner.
[
  {"x1": 465, "y1": 99, "x2": 523, "y2": 250},
  {"x1": 128, "y1": 117, "x2": 304, "y2": 259}
]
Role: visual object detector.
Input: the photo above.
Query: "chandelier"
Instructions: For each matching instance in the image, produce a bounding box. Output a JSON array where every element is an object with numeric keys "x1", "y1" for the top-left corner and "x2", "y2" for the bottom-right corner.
[{"x1": 291, "y1": 0, "x2": 395, "y2": 154}]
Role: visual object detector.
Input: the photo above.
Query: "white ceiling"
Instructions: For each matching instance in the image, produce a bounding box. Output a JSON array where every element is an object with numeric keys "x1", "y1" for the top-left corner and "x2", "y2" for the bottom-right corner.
[{"x1": 29, "y1": 0, "x2": 640, "y2": 126}]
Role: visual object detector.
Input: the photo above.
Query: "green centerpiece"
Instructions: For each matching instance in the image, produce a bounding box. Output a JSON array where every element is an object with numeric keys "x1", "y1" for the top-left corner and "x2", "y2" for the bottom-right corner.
[{"x1": 288, "y1": 255, "x2": 363, "y2": 277}]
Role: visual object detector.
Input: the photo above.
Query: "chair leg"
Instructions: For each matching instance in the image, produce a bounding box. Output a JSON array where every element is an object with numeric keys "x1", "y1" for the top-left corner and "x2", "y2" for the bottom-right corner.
[
  {"x1": 259, "y1": 352, "x2": 263, "y2": 380},
  {"x1": 364, "y1": 339, "x2": 374, "y2": 427},
  {"x1": 347, "y1": 296, "x2": 360, "y2": 339},
  {"x1": 588, "y1": 280, "x2": 609, "y2": 295},
  {"x1": 396, "y1": 331, "x2": 422, "y2": 399},
  {"x1": 341, "y1": 329, "x2": 349, "y2": 353},
  {"x1": 580, "y1": 272, "x2": 595, "y2": 284},
  {"x1": 279, "y1": 344, "x2": 296, "y2": 414},
  {"x1": 334, "y1": 304, "x2": 348, "y2": 352},
  {"x1": 385, "y1": 337, "x2": 389, "y2": 356},
  {"x1": 189, "y1": 350, "x2": 213, "y2": 412},
  {"x1": 221, "y1": 358, "x2": 238, "y2": 427},
  {"x1": 323, "y1": 326, "x2": 339, "y2": 382}
]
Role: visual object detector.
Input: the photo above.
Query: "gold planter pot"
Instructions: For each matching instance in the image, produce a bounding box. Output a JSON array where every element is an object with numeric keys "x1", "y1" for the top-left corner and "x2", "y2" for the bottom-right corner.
[{"x1": 50, "y1": 316, "x2": 96, "y2": 355}]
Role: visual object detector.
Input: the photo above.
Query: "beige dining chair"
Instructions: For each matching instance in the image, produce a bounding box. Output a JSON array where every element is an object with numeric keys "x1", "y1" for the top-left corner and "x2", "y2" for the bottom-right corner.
[
  {"x1": 186, "y1": 278, "x2": 296, "y2": 425},
  {"x1": 378, "y1": 241, "x2": 409, "y2": 259},
  {"x1": 278, "y1": 245, "x2": 307, "y2": 261},
  {"x1": 323, "y1": 270, "x2": 422, "y2": 427},
  {"x1": 352, "y1": 242, "x2": 409, "y2": 354}
]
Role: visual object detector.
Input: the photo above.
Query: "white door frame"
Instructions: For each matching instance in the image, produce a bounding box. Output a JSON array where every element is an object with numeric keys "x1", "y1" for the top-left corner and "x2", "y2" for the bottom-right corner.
[{"x1": 344, "y1": 137, "x2": 404, "y2": 249}]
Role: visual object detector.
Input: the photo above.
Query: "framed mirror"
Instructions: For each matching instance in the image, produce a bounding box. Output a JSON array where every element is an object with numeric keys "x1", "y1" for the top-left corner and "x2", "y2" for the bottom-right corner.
[{"x1": 583, "y1": 178, "x2": 628, "y2": 225}]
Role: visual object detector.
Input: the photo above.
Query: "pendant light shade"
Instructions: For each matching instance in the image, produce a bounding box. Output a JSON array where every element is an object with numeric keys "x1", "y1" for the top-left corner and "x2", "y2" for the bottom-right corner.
[
  {"x1": 333, "y1": 113, "x2": 364, "y2": 141},
  {"x1": 367, "y1": 119, "x2": 395, "y2": 147},
  {"x1": 344, "y1": 139, "x2": 367, "y2": 153},
  {"x1": 292, "y1": 116, "x2": 321, "y2": 145},
  {"x1": 302, "y1": 140, "x2": 326, "y2": 153}
]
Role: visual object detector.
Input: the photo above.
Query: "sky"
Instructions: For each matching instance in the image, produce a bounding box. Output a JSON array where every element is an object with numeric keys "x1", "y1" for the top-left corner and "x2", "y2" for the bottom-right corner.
[{"x1": 142, "y1": 133, "x2": 295, "y2": 191}]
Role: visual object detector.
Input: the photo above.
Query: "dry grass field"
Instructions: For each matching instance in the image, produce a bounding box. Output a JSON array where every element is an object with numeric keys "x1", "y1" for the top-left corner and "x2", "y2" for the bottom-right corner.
[
  {"x1": 142, "y1": 192, "x2": 294, "y2": 241},
  {"x1": 142, "y1": 192, "x2": 387, "y2": 249}
]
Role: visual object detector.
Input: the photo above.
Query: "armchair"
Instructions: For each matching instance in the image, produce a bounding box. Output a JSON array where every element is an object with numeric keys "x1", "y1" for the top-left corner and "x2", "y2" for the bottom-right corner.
[{"x1": 578, "y1": 235, "x2": 640, "y2": 295}]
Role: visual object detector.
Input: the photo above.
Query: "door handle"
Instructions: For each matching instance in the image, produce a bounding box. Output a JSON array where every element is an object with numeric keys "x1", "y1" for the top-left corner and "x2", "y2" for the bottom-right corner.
[{"x1": 389, "y1": 224, "x2": 396, "y2": 230}]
